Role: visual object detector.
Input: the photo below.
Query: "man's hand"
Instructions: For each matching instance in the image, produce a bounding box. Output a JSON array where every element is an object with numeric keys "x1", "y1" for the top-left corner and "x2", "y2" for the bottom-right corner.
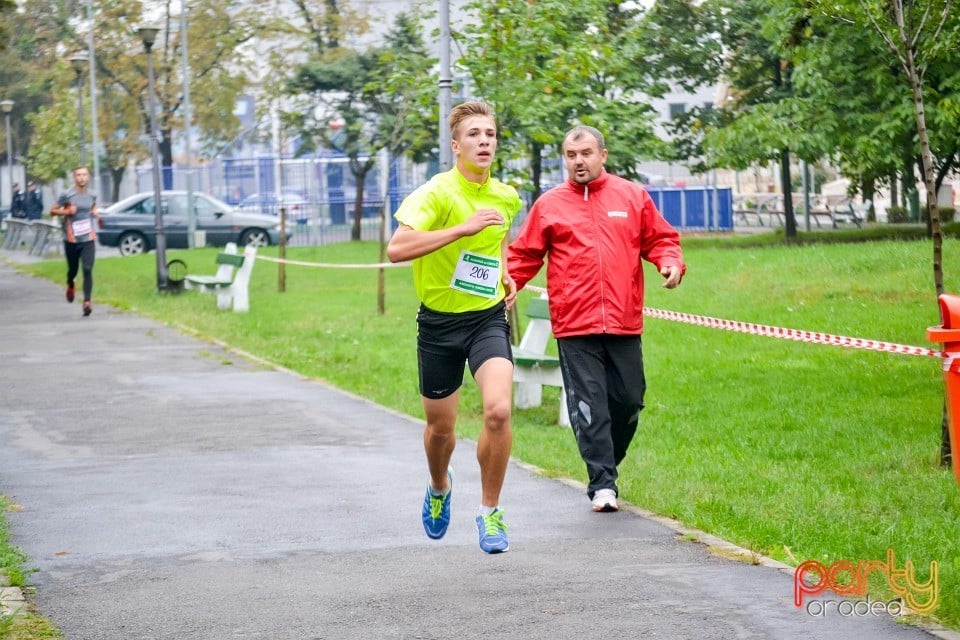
[
  {"x1": 461, "y1": 208, "x2": 505, "y2": 236},
  {"x1": 660, "y1": 264, "x2": 683, "y2": 289},
  {"x1": 50, "y1": 204, "x2": 76, "y2": 217},
  {"x1": 502, "y1": 274, "x2": 517, "y2": 310}
]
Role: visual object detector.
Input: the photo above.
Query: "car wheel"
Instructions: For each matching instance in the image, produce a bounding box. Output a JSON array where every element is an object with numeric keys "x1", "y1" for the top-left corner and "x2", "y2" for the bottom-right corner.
[
  {"x1": 241, "y1": 228, "x2": 270, "y2": 247},
  {"x1": 118, "y1": 231, "x2": 148, "y2": 256}
]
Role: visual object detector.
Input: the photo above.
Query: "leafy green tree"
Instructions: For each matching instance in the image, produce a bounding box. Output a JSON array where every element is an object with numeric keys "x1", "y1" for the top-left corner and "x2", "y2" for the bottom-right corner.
[
  {"x1": 23, "y1": 68, "x2": 82, "y2": 182},
  {"x1": 779, "y1": 1, "x2": 959, "y2": 224},
  {"x1": 94, "y1": 0, "x2": 258, "y2": 180},
  {"x1": 0, "y1": 3, "x2": 66, "y2": 183},
  {"x1": 693, "y1": 0, "x2": 841, "y2": 241},
  {"x1": 289, "y1": 11, "x2": 436, "y2": 240},
  {"x1": 811, "y1": 0, "x2": 957, "y2": 467},
  {"x1": 458, "y1": 0, "x2": 700, "y2": 202},
  {"x1": 0, "y1": 0, "x2": 15, "y2": 43},
  {"x1": 18, "y1": 0, "x2": 258, "y2": 195}
]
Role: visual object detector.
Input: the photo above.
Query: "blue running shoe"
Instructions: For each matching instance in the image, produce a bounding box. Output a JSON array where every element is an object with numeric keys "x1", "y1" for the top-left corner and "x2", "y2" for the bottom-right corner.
[
  {"x1": 422, "y1": 468, "x2": 453, "y2": 539},
  {"x1": 476, "y1": 508, "x2": 509, "y2": 554}
]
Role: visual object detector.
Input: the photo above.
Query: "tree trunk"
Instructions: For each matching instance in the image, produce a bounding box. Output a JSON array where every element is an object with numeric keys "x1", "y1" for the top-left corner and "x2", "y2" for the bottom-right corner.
[
  {"x1": 862, "y1": 177, "x2": 876, "y2": 222},
  {"x1": 943, "y1": 400, "x2": 953, "y2": 468},
  {"x1": 901, "y1": 159, "x2": 917, "y2": 217},
  {"x1": 161, "y1": 126, "x2": 174, "y2": 190},
  {"x1": 780, "y1": 147, "x2": 797, "y2": 241},
  {"x1": 903, "y1": 31, "x2": 947, "y2": 466},
  {"x1": 530, "y1": 141, "x2": 543, "y2": 204},
  {"x1": 352, "y1": 171, "x2": 366, "y2": 241},
  {"x1": 378, "y1": 200, "x2": 388, "y2": 315},
  {"x1": 110, "y1": 166, "x2": 125, "y2": 203}
]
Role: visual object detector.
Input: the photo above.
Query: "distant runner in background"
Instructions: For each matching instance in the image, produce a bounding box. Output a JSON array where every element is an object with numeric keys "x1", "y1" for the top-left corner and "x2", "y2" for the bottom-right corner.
[{"x1": 50, "y1": 166, "x2": 98, "y2": 317}]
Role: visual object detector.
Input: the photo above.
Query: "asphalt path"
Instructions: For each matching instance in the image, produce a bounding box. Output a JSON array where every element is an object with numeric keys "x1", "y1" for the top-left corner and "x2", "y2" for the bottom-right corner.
[{"x1": 0, "y1": 251, "x2": 950, "y2": 640}]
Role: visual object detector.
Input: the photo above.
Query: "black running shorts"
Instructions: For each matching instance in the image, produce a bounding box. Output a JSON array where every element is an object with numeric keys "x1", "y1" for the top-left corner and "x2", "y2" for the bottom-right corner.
[{"x1": 416, "y1": 301, "x2": 513, "y2": 399}]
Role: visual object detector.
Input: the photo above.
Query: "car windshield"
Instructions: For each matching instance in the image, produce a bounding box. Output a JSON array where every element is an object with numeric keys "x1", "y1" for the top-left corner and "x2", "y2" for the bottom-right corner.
[
  {"x1": 169, "y1": 194, "x2": 226, "y2": 218},
  {"x1": 126, "y1": 196, "x2": 169, "y2": 216}
]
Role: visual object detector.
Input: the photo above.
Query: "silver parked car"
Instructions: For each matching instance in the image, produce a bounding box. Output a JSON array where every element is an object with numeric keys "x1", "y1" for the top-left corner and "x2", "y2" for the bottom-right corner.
[
  {"x1": 237, "y1": 189, "x2": 312, "y2": 221},
  {"x1": 97, "y1": 191, "x2": 287, "y2": 256}
]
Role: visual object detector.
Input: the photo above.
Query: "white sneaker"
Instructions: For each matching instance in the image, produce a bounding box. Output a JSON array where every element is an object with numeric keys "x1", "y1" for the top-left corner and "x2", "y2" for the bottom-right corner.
[{"x1": 591, "y1": 488, "x2": 618, "y2": 512}]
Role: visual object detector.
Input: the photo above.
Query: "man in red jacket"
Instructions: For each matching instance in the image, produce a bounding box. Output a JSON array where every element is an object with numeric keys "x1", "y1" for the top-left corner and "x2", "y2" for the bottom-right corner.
[{"x1": 508, "y1": 125, "x2": 686, "y2": 512}]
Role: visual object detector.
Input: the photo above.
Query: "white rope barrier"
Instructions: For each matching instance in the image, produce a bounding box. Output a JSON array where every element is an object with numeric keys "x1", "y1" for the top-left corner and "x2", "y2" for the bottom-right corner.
[
  {"x1": 255, "y1": 255, "x2": 410, "y2": 269},
  {"x1": 524, "y1": 284, "x2": 944, "y2": 359}
]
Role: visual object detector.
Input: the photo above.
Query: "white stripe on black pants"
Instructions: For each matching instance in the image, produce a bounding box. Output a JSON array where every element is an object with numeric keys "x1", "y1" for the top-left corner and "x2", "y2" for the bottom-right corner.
[{"x1": 557, "y1": 334, "x2": 646, "y2": 500}]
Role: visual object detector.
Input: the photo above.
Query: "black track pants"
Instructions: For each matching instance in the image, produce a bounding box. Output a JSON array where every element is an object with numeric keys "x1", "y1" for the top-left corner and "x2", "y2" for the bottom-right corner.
[
  {"x1": 65, "y1": 240, "x2": 96, "y2": 302},
  {"x1": 557, "y1": 334, "x2": 646, "y2": 499}
]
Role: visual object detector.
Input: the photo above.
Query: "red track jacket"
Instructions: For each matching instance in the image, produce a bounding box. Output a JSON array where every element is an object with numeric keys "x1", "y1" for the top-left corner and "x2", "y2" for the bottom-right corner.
[{"x1": 508, "y1": 170, "x2": 686, "y2": 338}]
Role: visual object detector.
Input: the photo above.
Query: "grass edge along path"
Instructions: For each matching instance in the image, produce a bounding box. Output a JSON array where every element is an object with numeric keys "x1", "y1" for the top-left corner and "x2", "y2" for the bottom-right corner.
[
  {"x1": 0, "y1": 495, "x2": 63, "y2": 639},
  {"x1": 9, "y1": 233, "x2": 960, "y2": 634}
]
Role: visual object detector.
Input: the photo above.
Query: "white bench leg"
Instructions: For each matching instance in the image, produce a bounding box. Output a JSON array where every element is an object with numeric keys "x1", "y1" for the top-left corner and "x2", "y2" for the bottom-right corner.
[
  {"x1": 515, "y1": 381, "x2": 543, "y2": 409},
  {"x1": 232, "y1": 284, "x2": 249, "y2": 313},
  {"x1": 558, "y1": 385, "x2": 570, "y2": 427},
  {"x1": 216, "y1": 289, "x2": 232, "y2": 310}
]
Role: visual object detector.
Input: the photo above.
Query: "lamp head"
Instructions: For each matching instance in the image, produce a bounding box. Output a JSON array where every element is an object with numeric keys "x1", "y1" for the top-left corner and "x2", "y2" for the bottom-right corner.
[
  {"x1": 137, "y1": 25, "x2": 161, "y2": 51},
  {"x1": 68, "y1": 52, "x2": 89, "y2": 75},
  {"x1": 0, "y1": 100, "x2": 13, "y2": 114}
]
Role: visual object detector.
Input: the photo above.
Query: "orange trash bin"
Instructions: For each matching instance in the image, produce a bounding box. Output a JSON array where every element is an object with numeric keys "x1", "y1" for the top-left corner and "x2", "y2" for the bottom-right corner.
[{"x1": 927, "y1": 294, "x2": 960, "y2": 486}]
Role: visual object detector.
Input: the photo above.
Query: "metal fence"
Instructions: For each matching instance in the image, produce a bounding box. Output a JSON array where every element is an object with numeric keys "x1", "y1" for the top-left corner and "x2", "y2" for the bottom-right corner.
[
  {"x1": 646, "y1": 185, "x2": 734, "y2": 232},
  {"x1": 129, "y1": 153, "x2": 732, "y2": 247}
]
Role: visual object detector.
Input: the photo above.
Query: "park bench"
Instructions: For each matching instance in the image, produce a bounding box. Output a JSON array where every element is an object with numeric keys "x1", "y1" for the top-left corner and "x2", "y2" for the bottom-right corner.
[
  {"x1": 834, "y1": 198, "x2": 869, "y2": 228},
  {"x1": 733, "y1": 194, "x2": 784, "y2": 227},
  {"x1": 1, "y1": 217, "x2": 32, "y2": 250},
  {"x1": 796, "y1": 194, "x2": 836, "y2": 229},
  {"x1": 183, "y1": 242, "x2": 258, "y2": 312},
  {"x1": 2, "y1": 218, "x2": 64, "y2": 256},
  {"x1": 28, "y1": 220, "x2": 63, "y2": 256},
  {"x1": 512, "y1": 296, "x2": 570, "y2": 427},
  {"x1": 820, "y1": 195, "x2": 867, "y2": 229}
]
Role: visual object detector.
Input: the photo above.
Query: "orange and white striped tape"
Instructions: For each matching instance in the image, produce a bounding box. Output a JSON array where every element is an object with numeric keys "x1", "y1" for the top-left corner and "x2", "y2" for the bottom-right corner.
[{"x1": 524, "y1": 285, "x2": 944, "y2": 359}]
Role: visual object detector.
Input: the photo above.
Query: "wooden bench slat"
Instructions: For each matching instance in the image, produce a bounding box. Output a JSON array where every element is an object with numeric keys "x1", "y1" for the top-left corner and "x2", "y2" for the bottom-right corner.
[
  {"x1": 525, "y1": 297, "x2": 551, "y2": 320},
  {"x1": 184, "y1": 275, "x2": 232, "y2": 286},
  {"x1": 512, "y1": 346, "x2": 559, "y2": 368},
  {"x1": 216, "y1": 253, "x2": 246, "y2": 267}
]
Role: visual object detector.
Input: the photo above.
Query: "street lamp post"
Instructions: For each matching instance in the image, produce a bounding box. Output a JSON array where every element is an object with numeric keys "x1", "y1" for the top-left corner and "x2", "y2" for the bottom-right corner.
[
  {"x1": 68, "y1": 53, "x2": 88, "y2": 165},
  {"x1": 137, "y1": 25, "x2": 168, "y2": 291},
  {"x1": 0, "y1": 100, "x2": 13, "y2": 212},
  {"x1": 438, "y1": 0, "x2": 452, "y2": 170},
  {"x1": 181, "y1": 3, "x2": 197, "y2": 247},
  {"x1": 86, "y1": 0, "x2": 101, "y2": 202}
]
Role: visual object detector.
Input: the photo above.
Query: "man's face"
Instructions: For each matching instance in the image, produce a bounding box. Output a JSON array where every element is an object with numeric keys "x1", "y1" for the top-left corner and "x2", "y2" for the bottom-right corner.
[
  {"x1": 452, "y1": 115, "x2": 497, "y2": 173},
  {"x1": 74, "y1": 168, "x2": 90, "y2": 188},
  {"x1": 563, "y1": 135, "x2": 607, "y2": 185}
]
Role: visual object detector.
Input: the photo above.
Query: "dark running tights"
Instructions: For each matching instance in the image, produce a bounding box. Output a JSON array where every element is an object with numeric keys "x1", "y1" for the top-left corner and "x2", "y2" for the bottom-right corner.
[{"x1": 65, "y1": 241, "x2": 96, "y2": 302}]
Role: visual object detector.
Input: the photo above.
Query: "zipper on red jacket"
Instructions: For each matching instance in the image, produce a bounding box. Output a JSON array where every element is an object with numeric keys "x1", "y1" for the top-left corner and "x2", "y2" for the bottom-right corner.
[{"x1": 586, "y1": 184, "x2": 608, "y2": 332}]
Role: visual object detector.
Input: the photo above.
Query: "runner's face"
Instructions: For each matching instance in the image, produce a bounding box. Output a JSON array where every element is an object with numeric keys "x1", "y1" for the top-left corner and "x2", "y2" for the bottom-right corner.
[
  {"x1": 452, "y1": 115, "x2": 497, "y2": 173},
  {"x1": 563, "y1": 136, "x2": 607, "y2": 184},
  {"x1": 74, "y1": 168, "x2": 90, "y2": 188}
]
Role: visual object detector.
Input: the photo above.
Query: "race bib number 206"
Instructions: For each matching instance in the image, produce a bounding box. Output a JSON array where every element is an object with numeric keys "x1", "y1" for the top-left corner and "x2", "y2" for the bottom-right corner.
[{"x1": 450, "y1": 251, "x2": 501, "y2": 298}]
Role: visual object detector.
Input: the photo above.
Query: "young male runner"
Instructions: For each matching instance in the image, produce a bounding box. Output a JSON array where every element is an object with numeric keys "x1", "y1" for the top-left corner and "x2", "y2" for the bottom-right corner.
[{"x1": 387, "y1": 101, "x2": 522, "y2": 553}]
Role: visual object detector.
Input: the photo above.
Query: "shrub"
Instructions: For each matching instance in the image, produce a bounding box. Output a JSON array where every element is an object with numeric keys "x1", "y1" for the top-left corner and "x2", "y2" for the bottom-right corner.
[{"x1": 886, "y1": 206, "x2": 910, "y2": 223}]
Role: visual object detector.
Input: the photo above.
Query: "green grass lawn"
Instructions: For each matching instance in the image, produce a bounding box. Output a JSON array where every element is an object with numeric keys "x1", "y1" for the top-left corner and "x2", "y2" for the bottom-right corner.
[
  {"x1": 8, "y1": 233, "x2": 960, "y2": 631},
  {"x1": 0, "y1": 496, "x2": 62, "y2": 638}
]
